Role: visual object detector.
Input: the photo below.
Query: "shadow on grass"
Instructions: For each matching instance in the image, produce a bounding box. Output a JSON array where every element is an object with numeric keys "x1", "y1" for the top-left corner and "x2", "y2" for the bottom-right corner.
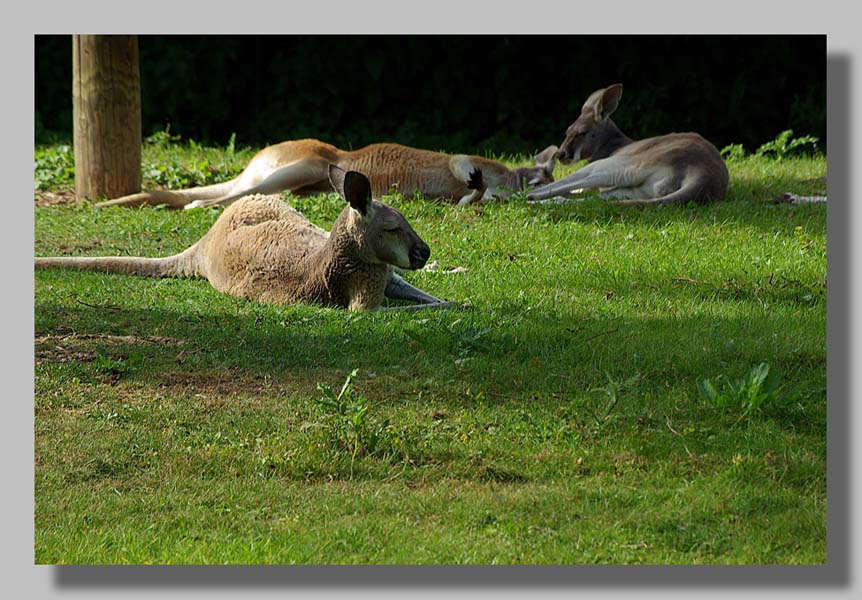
[
  {"x1": 526, "y1": 194, "x2": 826, "y2": 234},
  {"x1": 35, "y1": 296, "x2": 826, "y2": 410}
]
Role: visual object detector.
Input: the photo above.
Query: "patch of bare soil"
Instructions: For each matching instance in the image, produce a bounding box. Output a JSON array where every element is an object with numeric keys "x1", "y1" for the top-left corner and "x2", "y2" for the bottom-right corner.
[
  {"x1": 35, "y1": 189, "x2": 82, "y2": 207},
  {"x1": 34, "y1": 332, "x2": 188, "y2": 365},
  {"x1": 152, "y1": 370, "x2": 297, "y2": 399}
]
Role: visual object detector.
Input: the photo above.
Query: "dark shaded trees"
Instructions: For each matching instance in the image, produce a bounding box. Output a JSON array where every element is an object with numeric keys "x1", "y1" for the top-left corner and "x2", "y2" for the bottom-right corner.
[{"x1": 38, "y1": 35, "x2": 825, "y2": 156}]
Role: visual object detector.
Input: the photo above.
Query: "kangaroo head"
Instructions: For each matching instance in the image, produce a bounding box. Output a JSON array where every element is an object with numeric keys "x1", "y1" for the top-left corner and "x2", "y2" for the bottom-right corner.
[
  {"x1": 328, "y1": 165, "x2": 431, "y2": 270},
  {"x1": 556, "y1": 83, "x2": 624, "y2": 164},
  {"x1": 512, "y1": 144, "x2": 558, "y2": 188}
]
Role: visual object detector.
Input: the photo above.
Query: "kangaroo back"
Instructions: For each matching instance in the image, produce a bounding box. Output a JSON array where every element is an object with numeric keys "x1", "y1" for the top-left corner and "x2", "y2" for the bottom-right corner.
[{"x1": 338, "y1": 143, "x2": 462, "y2": 199}]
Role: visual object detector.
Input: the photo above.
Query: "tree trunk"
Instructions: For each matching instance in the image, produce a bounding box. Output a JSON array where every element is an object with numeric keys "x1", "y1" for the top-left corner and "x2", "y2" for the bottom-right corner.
[{"x1": 72, "y1": 35, "x2": 141, "y2": 202}]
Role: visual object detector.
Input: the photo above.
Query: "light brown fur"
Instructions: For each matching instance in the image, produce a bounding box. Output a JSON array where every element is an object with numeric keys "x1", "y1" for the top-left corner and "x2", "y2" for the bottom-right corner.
[
  {"x1": 37, "y1": 168, "x2": 447, "y2": 312},
  {"x1": 94, "y1": 139, "x2": 557, "y2": 209}
]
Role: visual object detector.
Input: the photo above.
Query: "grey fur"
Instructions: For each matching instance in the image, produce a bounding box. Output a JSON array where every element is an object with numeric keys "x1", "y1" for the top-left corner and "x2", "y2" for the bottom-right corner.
[{"x1": 528, "y1": 84, "x2": 729, "y2": 207}]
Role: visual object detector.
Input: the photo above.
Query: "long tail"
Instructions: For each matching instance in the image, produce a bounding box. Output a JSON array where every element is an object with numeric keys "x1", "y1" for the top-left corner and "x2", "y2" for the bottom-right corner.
[
  {"x1": 94, "y1": 179, "x2": 238, "y2": 209},
  {"x1": 610, "y1": 175, "x2": 721, "y2": 208},
  {"x1": 35, "y1": 244, "x2": 203, "y2": 278}
]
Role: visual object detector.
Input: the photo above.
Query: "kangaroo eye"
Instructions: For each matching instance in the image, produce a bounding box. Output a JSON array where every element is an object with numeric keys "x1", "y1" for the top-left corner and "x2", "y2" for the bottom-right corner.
[{"x1": 383, "y1": 227, "x2": 400, "y2": 233}]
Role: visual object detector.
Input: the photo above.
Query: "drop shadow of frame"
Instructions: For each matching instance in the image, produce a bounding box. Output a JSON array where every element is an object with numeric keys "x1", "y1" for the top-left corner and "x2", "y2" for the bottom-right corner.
[{"x1": 49, "y1": 53, "x2": 847, "y2": 590}]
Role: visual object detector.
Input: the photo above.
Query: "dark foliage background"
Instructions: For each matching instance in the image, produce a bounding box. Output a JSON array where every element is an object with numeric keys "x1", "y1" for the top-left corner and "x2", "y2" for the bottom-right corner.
[{"x1": 35, "y1": 35, "x2": 826, "y2": 155}]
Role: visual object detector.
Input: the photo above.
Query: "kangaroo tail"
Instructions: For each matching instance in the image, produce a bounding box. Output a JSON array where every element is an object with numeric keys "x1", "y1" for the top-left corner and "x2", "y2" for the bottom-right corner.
[
  {"x1": 612, "y1": 174, "x2": 723, "y2": 208},
  {"x1": 94, "y1": 180, "x2": 238, "y2": 209},
  {"x1": 35, "y1": 244, "x2": 203, "y2": 278}
]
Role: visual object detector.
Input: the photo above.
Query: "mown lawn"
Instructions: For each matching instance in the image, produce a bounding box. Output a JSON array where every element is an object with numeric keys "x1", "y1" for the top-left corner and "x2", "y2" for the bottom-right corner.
[{"x1": 33, "y1": 142, "x2": 827, "y2": 564}]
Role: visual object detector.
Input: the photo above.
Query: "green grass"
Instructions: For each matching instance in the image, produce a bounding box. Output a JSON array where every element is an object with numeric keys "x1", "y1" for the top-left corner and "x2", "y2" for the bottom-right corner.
[{"x1": 34, "y1": 141, "x2": 827, "y2": 564}]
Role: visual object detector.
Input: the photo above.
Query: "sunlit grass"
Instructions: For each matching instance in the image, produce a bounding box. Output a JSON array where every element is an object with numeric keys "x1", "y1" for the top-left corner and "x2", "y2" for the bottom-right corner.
[{"x1": 34, "y1": 145, "x2": 826, "y2": 564}]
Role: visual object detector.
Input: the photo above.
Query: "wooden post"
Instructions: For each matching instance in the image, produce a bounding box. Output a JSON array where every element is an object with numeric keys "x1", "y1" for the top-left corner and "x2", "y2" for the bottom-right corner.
[{"x1": 72, "y1": 35, "x2": 142, "y2": 202}]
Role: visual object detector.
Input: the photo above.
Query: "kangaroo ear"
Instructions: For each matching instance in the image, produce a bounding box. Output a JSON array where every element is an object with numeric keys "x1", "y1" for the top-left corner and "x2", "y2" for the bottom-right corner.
[
  {"x1": 328, "y1": 164, "x2": 348, "y2": 198},
  {"x1": 328, "y1": 164, "x2": 373, "y2": 216},
  {"x1": 534, "y1": 145, "x2": 558, "y2": 170},
  {"x1": 344, "y1": 171, "x2": 372, "y2": 215},
  {"x1": 596, "y1": 83, "x2": 623, "y2": 120},
  {"x1": 331, "y1": 166, "x2": 373, "y2": 216}
]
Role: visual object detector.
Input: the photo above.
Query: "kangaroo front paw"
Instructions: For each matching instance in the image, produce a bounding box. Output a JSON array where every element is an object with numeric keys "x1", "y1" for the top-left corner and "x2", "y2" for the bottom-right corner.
[{"x1": 184, "y1": 200, "x2": 206, "y2": 210}]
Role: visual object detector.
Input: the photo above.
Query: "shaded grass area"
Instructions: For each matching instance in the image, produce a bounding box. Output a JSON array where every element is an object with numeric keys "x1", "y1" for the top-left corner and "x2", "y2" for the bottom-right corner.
[{"x1": 34, "y1": 152, "x2": 826, "y2": 564}]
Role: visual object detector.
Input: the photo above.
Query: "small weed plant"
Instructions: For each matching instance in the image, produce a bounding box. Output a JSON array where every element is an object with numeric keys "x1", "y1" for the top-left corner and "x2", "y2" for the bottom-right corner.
[
  {"x1": 584, "y1": 372, "x2": 641, "y2": 430},
  {"x1": 697, "y1": 362, "x2": 790, "y2": 420},
  {"x1": 313, "y1": 369, "x2": 404, "y2": 469}
]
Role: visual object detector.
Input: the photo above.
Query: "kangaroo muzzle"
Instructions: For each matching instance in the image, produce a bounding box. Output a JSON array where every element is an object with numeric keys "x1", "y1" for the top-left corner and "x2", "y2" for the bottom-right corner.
[
  {"x1": 556, "y1": 145, "x2": 577, "y2": 165},
  {"x1": 409, "y1": 243, "x2": 431, "y2": 270}
]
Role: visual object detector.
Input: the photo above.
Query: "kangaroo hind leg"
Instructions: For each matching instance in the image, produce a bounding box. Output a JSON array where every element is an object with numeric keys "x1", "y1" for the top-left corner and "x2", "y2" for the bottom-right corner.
[
  {"x1": 526, "y1": 156, "x2": 638, "y2": 202},
  {"x1": 185, "y1": 157, "x2": 330, "y2": 210},
  {"x1": 95, "y1": 179, "x2": 238, "y2": 209}
]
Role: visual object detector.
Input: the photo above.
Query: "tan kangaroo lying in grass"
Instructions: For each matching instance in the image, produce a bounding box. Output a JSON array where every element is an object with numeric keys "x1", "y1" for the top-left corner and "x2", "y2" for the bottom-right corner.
[
  {"x1": 37, "y1": 167, "x2": 451, "y2": 312},
  {"x1": 527, "y1": 84, "x2": 728, "y2": 207},
  {"x1": 95, "y1": 139, "x2": 558, "y2": 209}
]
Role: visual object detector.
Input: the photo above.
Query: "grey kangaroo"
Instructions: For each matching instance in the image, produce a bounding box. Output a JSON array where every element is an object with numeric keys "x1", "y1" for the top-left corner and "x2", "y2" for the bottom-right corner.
[
  {"x1": 527, "y1": 84, "x2": 728, "y2": 207},
  {"x1": 36, "y1": 167, "x2": 451, "y2": 312}
]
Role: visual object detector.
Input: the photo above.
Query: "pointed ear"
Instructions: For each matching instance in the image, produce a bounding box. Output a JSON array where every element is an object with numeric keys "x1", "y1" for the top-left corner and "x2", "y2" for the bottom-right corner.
[
  {"x1": 534, "y1": 145, "x2": 558, "y2": 171},
  {"x1": 344, "y1": 171, "x2": 373, "y2": 215},
  {"x1": 329, "y1": 165, "x2": 372, "y2": 215},
  {"x1": 328, "y1": 164, "x2": 348, "y2": 198},
  {"x1": 596, "y1": 83, "x2": 623, "y2": 120}
]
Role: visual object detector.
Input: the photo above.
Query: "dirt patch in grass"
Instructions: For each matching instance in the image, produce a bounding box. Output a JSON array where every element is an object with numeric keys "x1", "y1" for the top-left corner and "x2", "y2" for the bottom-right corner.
[
  {"x1": 35, "y1": 189, "x2": 82, "y2": 207},
  {"x1": 35, "y1": 344, "x2": 97, "y2": 365},
  {"x1": 152, "y1": 370, "x2": 304, "y2": 399},
  {"x1": 35, "y1": 332, "x2": 189, "y2": 365}
]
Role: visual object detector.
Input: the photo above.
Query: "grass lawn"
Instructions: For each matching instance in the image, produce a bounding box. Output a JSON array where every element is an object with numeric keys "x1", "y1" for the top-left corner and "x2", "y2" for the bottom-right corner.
[{"x1": 33, "y1": 140, "x2": 827, "y2": 564}]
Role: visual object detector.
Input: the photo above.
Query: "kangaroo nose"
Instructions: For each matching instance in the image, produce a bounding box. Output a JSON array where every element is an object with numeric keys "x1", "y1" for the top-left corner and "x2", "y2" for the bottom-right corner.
[
  {"x1": 410, "y1": 244, "x2": 431, "y2": 269},
  {"x1": 556, "y1": 147, "x2": 575, "y2": 165}
]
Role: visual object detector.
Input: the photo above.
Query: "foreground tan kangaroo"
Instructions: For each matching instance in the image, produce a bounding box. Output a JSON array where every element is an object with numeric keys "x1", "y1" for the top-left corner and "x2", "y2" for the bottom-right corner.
[
  {"x1": 527, "y1": 84, "x2": 728, "y2": 207},
  {"x1": 37, "y1": 167, "x2": 451, "y2": 312},
  {"x1": 95, "y1": 139, "x2": 558, "y2": 209}
]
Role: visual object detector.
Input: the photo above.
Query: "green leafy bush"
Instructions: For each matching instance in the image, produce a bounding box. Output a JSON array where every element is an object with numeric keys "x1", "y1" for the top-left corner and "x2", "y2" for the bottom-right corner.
[
  {"x1": 754, "y1": 130, "x2": 819, "y2": 158},
  {"x1": 34, "y1": 144, "x2": 75, "y2": 190},
  {"x1": 720, "y1": 143, "x2": 747, "y2": 161},
  {"x1": 144, "y1": 126, "x2": 182, "y2": 147},
  {"x1": 141, "y1": 128, "x2": 245, "y2": 188},
  {"x1": 721, "y1": 130, "x2": 820, "y2": 161}
]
